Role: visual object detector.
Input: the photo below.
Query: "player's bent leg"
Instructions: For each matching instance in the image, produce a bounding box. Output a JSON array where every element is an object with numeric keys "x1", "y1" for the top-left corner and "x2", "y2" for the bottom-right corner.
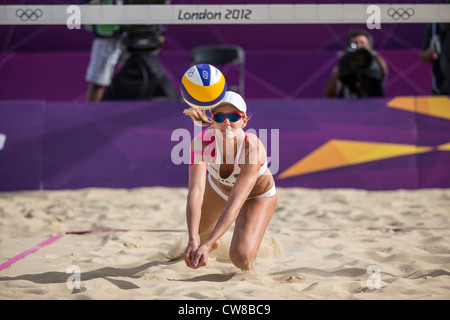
[{"x1": 229, "y1": 194, "x2": 277, "y2": 271}]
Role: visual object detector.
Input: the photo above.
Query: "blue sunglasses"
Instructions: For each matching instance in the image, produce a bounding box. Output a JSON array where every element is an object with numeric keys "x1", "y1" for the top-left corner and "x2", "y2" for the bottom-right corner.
[{"x1": 212, "y1": 112, "x2": 246, "y2": 123}]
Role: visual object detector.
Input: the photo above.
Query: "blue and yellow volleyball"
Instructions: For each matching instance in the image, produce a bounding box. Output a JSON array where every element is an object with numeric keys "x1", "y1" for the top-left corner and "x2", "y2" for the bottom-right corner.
[{"x1": 180, "y1": 64, "x2": 227, "y2": 110}]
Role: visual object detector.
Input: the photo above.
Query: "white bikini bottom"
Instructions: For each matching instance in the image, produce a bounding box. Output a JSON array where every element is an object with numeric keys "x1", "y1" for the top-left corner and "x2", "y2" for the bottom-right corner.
[{"x1": 207, "y1": 173, "x2": 276, "y2": 202}]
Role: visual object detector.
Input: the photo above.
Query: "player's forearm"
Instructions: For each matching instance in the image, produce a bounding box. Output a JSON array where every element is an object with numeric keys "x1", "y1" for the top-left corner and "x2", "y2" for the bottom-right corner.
[{"x1": 185, "y1": 192, "x2": 203, "y2": 241}]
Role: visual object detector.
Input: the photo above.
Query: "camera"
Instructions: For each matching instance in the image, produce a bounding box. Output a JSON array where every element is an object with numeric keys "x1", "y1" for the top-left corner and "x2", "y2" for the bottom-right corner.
[
  {"x1": 338, "y1": 43, "x2": 384, "y2": 97},
  {"x1": 121, "y1": 25, "x2": 166, "y2": 52},
  {"x1": 339, "y1": 43, "x2": 378, "y2": 78},
  {"x1": 121, "y1": 0, "x2": 168, "y2": 52}
]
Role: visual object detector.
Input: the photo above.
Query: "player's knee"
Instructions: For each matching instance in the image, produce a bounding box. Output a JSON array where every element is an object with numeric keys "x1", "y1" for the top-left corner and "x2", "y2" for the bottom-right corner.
[{"x1": 229, "y1": 247, "x2": 253, "y2": 271}]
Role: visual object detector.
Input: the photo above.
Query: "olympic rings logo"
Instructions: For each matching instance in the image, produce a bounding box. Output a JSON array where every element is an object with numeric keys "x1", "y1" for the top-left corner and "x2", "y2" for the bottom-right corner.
[
  {"x1": 15, "y1": 8, "x2": 43, "y2": 22},
  {"x1": 387, "y1": 7, "x2": 415, "y2": 21}
]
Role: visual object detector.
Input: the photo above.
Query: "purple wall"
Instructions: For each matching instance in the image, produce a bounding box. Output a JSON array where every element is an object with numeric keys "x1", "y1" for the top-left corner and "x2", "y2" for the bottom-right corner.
[
  {"x1": 0, "y1": 49, "x2": 433, "y2": 101},
  {"x1": 0, "y1": 1, "x2": 437, "y2": 100},
  {"x1": 1, "y1": 2, "x2": 447, "y2": 191},
  {"x1": 1, "y1": 98, "x2": 449, "y2": 191}
]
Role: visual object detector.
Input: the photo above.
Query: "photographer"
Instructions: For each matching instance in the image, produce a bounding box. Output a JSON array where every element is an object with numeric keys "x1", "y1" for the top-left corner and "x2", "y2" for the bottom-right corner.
[
  {"x1": 324, "y1": 29, "x2": 388, "y2": 98},
  {"x1": 100, "y1": 0, "x2": 179, "y2": 101},
  {"x1": 101, "y1": 23, "x2": 179, "y2": 101}
]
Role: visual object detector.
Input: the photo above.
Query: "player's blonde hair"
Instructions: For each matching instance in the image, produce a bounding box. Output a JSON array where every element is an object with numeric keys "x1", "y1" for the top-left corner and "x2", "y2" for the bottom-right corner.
[{"x1": 183, "y1": 107, "x2": 211, "y2": 127}]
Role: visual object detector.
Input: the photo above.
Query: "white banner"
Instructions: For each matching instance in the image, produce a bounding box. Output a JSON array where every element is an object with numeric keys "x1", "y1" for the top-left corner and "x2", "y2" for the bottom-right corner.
[{"x1": 1, "y1": 4, "x2": 449, "y2": 25}]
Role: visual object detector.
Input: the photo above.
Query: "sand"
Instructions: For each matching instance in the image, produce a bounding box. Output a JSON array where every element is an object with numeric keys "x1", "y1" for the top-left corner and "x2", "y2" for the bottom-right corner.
[{"x1": 0, "y1": 187, "x2": 449, "y2": 300}]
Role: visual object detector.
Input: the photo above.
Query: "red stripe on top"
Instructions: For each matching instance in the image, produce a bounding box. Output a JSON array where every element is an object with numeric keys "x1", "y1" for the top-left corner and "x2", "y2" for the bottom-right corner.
[{"x1": 190, "y1": 129, "x2": 215, "y2": 166}]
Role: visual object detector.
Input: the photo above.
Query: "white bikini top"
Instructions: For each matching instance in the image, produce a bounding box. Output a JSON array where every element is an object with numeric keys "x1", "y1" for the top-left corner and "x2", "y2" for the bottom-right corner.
[{"x1": 206, "y1": 131, "x2": 267, "y2": 187}]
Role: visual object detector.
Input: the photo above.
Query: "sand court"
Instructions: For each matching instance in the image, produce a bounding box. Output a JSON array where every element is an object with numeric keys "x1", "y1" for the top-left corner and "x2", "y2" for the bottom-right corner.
[{"x1": 1, "y1": 187, "x2": 449, "y2": 300}]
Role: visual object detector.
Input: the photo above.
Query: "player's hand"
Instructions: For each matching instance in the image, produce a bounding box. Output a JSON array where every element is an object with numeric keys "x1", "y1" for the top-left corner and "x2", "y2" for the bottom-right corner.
[
  {"x1": 183, "y1": 239, "x2": 198, "y2": 268},
  {"x1": 192, "y1": 243, "x2": 210, "y2": 269}
]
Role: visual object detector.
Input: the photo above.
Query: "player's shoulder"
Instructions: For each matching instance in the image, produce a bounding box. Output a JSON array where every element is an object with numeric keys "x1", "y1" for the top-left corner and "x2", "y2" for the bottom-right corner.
[
  {"x1": 245, "y1": 131, "x2": 265, "y2": 147},
  {"x1": 245, "y1": 131, "x2": 259, "y2": 143},
  {"x1": 243, "y1": 131, "x2": 266, "y2": 159}
]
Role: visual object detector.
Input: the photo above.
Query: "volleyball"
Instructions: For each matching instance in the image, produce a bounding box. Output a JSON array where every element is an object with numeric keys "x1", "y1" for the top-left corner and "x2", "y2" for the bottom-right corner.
[{"x1": 180, "y1": 64, "x2": 227, "y2": 110}]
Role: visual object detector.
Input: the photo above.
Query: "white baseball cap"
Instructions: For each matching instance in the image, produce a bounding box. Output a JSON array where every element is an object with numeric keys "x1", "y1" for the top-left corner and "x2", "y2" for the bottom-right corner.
[{"x1": 211, "y1": 91, "x2": 247, "y2": 114}]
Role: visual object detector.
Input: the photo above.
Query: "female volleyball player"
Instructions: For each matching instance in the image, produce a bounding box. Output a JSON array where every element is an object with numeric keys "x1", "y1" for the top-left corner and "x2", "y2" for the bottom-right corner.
[{"x1": 182, "y1": 91, "x2": 277, "y2": 271}]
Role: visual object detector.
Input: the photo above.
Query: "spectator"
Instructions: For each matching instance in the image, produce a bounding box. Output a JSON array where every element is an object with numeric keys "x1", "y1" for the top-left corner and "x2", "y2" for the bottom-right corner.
[
  {"x1": 83, "y1": 0, "x2": 123, "y2": 101},
  {"x1": 324, "y1": 29, "x2": 388, "y2": 98},
  {"x1": 420, "y1": 22, "x2": 450, "y2": 95}
]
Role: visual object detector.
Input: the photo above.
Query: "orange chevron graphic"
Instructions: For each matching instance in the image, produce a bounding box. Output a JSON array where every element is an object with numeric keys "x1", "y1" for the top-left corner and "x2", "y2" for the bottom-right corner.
[
  {"x1": 278, "y1": 139, "x2": 434, "y2": 179},
  {"x1": 437, "y1": 142, "x2": 450, "y2": 151},
  {"x1": 387, "y1": 96, "x2": 450, "y2": 120}
]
